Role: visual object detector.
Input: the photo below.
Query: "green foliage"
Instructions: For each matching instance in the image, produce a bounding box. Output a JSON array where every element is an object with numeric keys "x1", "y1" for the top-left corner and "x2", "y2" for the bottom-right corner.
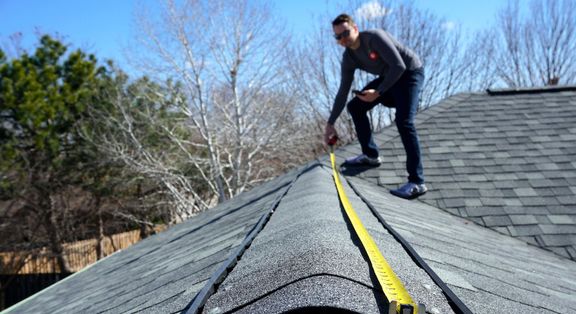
[
  {"x1": 1, "y1": 34, "x2": 210, "y2": 244},
  {"x1": 0, "y1": 35, "x2": 105, "y2": 175}
]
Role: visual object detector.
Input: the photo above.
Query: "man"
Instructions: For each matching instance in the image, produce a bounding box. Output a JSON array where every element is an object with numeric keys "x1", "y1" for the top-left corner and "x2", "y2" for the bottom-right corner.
[{"x1": 324, "y1": 13, "x2": 427, "y2": 199}]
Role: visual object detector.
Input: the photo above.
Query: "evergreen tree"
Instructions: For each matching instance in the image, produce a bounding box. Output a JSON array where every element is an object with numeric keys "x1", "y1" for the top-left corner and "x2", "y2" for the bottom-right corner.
[{"x1": 0, "y1": 35, "x2": 106, "y2": 273}]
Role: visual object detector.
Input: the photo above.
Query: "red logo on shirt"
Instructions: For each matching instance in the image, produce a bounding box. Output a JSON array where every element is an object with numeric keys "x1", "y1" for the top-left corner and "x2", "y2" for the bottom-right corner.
[{"x1": 369, "y1": 51, "x2": 378, "y2": 60}]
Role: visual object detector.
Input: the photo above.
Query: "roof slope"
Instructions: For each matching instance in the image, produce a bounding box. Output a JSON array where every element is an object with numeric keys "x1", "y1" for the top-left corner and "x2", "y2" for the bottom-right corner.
[
  {"x1": 4, "y1": 165, "x2": 302, "y2": 313},
  {"x1": 6, "y1": 162, "x2": 576, "y2": 313},
  {"x1": 4, "y1": 87, "x2": 576, "y2": 314},
  {"x1": 345, "y1": 86, "x2": 576, "y2": 260},
  {"x1": 202, "y1": 166, "x2": 453, "y2": 313},
  {"x1": 346, "y1": 176, "x2": 576, "y2": 313}
]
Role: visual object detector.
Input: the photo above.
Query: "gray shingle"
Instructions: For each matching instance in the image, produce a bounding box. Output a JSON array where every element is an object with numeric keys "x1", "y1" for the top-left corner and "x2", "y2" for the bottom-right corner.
[
  {"x1": 463, "y1": 206, "x2": 506, "y2": 217},
  {"x1": 482, "y1": 215, "x2": 513, "y2": 227},
  {"x1": 547, "y1": 215, "x2": 576, "y2": 224},
  {"x1": 480, "y1": 197, "x2": 508, "y2": 207},
  {"x1": 514, "y1": 187, "x2": 538, "y2": 197},
  {"x1": 509, "y1": 215, "x2": 539, "y2": 225},
  {"x1": 503, "y1": 199, "x2": 523, "y2": 206},
  {"x1": 558, "y1": 195, "x2": 576, "y2": 205},
  {"x1": 508, "y1": 225, "x2": 542, "y2": 237},
  {"x1": 539, "y1": 224, "x2": 576, "y2": 235},
  {"x1": 519, "y1": 196, "x2": 555, "y2": 207},
  {"x1": 442, "y1": 198, "x2": 466, "y2": 208}
]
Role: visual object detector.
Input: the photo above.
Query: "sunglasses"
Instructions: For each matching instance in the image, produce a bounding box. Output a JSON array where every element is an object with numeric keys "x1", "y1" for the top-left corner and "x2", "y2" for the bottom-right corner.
[{"x1": 334, "y1": 29, "x2": 351, "y2": 40}]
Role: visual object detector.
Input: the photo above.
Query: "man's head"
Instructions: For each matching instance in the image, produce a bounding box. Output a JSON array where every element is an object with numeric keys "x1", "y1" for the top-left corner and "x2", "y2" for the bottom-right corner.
[{"x1": 332, "y1": 14, "x2": 360, "y2": 48}]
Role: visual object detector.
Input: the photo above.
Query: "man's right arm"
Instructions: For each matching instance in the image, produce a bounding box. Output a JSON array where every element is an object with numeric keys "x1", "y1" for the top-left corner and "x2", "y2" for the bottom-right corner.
[{"x1": 327, "y1": 58, "x2": 355, "y2": 125}]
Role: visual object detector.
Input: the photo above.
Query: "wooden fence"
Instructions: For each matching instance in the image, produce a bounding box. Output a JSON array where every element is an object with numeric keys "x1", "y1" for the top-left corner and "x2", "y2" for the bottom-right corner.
[{"x1": 0, "y1": 226, "x2": 165, "y2": 274}]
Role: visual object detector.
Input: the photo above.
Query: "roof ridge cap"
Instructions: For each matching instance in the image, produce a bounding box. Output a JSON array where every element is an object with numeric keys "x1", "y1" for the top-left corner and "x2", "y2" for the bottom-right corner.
[{"x1": 486, "y1": 85, "x2": 576, "y2": 95}]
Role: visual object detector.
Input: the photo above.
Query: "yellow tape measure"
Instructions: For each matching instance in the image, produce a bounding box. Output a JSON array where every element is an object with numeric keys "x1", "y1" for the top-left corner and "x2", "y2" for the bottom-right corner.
[{"x1": 329, "y1": 146, "x2": 418, "y2": 313}]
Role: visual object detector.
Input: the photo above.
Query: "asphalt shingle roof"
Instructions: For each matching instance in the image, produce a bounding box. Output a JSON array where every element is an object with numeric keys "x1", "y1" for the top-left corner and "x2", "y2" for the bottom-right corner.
[
  {"x1": 3, "y1": 166, "x2": 301, "y2": 313},
  {"x1": 203, "y1": 166, "x2": 453, "y2": 313},
  {"x1": 346, "y1": 177, "x2": 576, "y2": 313},
  {"x1": 4, "y1": 86, "x2": 576, "y2": 314},
  {"x1": 347, "y1": 86, "x2": 576, "y2": 260}
]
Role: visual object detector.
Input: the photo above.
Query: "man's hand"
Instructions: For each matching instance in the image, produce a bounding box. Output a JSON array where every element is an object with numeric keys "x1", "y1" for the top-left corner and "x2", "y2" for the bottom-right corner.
[
  {"x1": 357, "y1": 89, "x2": 380, "y2": 103},
  {"x1": 324, "y1": 123, "x2": 338, "y2": 146}
]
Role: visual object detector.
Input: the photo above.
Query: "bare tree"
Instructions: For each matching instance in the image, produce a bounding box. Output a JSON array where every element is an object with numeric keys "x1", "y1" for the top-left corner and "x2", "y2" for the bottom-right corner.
[
  {"x1": 104, "y1": 0, "x2": 311, "y2": 214},
  {"x1": 457, "y1": 29, "x2": 499, "y2": 92},
  {"x1": 495, "y1": 0, "x2": 576, "y2": 87},
  {"x1": 0, "y1": 174, "x2": 73, "y2": 274},
  {"x1": 82, "y1": 75, "x2": 206, "y2": 223},
  {"x1": 528, "y1": 0, "x2": 576, "y2": 85},
  {"x1": 496, "y1": 0, "x2": 532, "y2": 87}
]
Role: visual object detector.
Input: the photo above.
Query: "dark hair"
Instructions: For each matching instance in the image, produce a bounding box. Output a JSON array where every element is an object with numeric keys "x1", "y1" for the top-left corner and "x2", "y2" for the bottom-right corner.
[{"x1": 332, "y1": 14, "x2": 356, "y2": 27}]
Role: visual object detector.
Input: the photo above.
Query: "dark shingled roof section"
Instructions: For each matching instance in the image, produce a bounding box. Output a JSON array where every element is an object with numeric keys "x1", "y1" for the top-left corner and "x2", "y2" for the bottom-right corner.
[
  {"x1": 341, "y1": 86, "x2": 576, "y2": 260},
  {"x1": 346, "y1": 176, "x2": 576, "y2": 314},
  {"x1": 4, "y1": 87, "x2": 576, "y2": 314},
  {"x1": 4, "y1": 165, "x2": 303, "y2": 314},
  {"x1": 6, "y1": 159, "x2": 576, "y2": 313},
  {"x1": 202, "y1": 166, "x2": 454, "y2": 314}
]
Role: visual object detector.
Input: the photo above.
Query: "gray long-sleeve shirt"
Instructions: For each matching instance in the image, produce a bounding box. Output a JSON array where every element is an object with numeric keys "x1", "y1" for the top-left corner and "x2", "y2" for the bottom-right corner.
[{"x1": 328, "y1": 29, "x2": 422, "y2": 125}]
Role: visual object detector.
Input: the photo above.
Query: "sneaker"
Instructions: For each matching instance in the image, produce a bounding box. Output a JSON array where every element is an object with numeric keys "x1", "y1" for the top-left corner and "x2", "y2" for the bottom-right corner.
[
  {"x1": 390, "y1": 182, "x2": 428, "y2": 199},
  {"x1": 342, "y1": 154, "x2": 382, "y2": 167}
]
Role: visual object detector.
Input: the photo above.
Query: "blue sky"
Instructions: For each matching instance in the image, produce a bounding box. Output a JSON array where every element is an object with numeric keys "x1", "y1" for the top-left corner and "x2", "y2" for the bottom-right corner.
[{"x1": 1, "y1": 0, "x2": 508, "y2": 66}]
